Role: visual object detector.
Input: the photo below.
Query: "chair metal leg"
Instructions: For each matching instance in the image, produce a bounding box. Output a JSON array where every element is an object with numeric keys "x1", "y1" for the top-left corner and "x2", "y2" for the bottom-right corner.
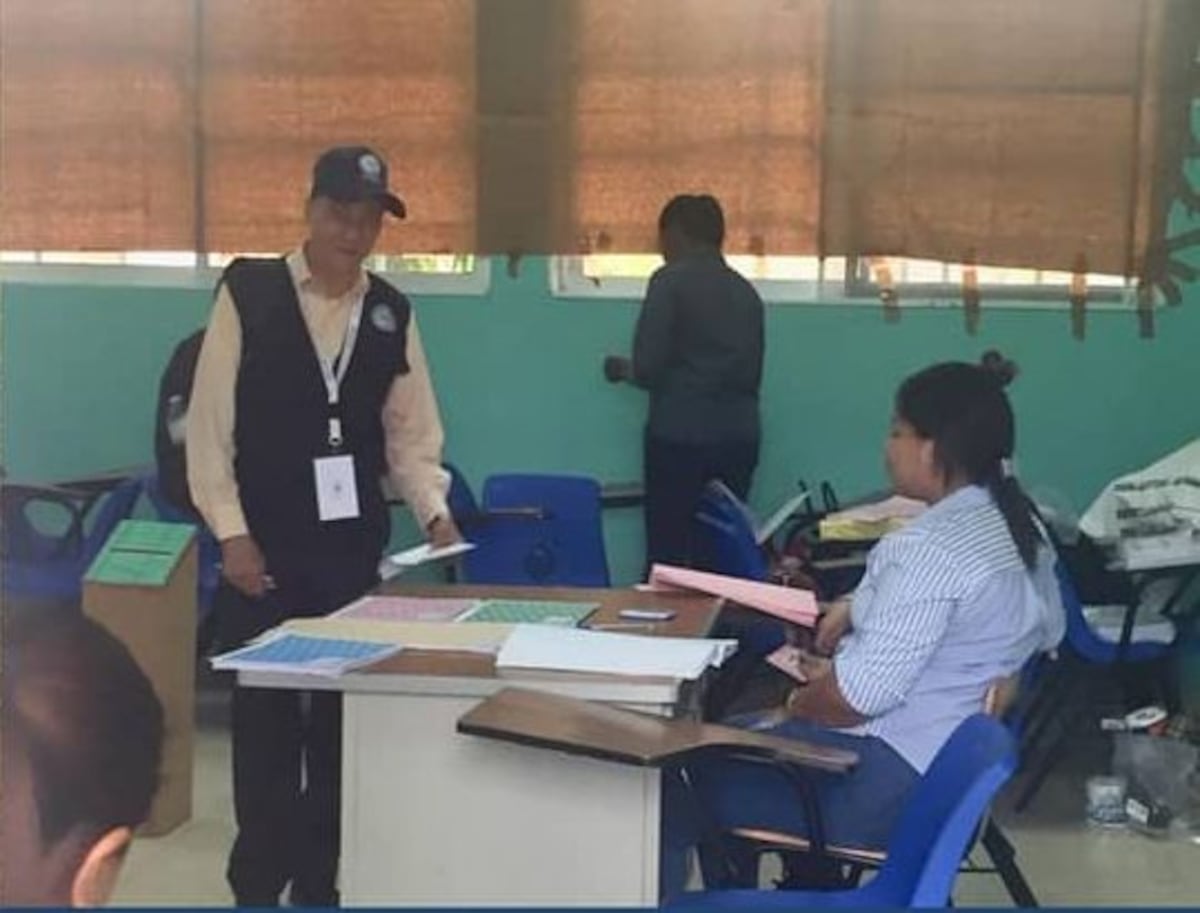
[
  {"x1": 1015, "y1": 688, "x2": 1065, "y2": 769},
  {"x1": 1014, "y1": 712, "x2": 1075, "y2": 813},
  {"x1": 1013, "y1": 658, "x2": 1105, "y2": 813},
  {"x1": 981, "y1": 819, "x2": 1039, "y2": 907},
  {"x1": 1014, "y1": 664, "x2": 1083, "y2": 779}
]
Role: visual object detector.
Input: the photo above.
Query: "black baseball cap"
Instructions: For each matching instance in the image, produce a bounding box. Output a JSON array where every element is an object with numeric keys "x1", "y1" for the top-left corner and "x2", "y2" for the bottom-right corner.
[{"x1": 309, "y1": 145, "x2": 406, "y2": 219}]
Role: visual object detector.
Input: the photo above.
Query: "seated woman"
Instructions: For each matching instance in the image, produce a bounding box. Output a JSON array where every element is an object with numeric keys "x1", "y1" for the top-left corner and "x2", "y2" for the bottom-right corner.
[{"x1": 662, "y1": 351, "x2": 1065, "y2": 895}]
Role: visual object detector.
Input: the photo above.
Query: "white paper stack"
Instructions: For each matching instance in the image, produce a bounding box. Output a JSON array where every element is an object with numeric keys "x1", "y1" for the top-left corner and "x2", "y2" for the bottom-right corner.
[
  {"x1": 496, "y1": 624, "x2": 738, "y2": 681},
  {"x1": 379, "y1": 541, "x2": 476, "y2": 580}
]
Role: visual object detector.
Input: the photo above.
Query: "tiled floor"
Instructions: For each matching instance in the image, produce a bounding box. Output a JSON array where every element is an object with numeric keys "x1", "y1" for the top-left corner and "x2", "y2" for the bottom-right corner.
[{"x1": 112, "y1": 681, "x2": 1200, "y2": 907}]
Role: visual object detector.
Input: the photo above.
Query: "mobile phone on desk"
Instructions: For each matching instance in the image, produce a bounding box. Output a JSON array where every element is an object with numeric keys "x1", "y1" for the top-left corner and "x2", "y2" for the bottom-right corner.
[{"x1": 619, "y1": 608, "x2": 676, "y2": 621}]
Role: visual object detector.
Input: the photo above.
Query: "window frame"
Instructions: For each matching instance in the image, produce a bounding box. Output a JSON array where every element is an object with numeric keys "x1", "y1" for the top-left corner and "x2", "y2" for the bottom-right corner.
[
  {"x1": 0, "y1": 253, "x2": 492, "y2": 297},
  {"x1": 549, "y1": 253, "x2": 1149, "y2": 311}
]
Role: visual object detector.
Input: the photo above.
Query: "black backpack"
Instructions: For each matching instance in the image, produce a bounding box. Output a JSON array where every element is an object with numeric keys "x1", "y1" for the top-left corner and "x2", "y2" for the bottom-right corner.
[{"x1": 154, "y1": 330, "x2": 205, "y2": 515}]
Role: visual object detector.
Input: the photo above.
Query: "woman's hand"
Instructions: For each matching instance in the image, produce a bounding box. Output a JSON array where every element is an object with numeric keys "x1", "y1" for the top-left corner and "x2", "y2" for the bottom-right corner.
[{"x1": 814, "y1": 599, "x2": 852, "y2": 656}]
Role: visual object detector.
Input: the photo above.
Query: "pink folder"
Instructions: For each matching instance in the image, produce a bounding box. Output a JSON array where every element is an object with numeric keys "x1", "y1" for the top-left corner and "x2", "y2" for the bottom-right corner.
[{"x1": 648, "y1": 564, "x2": 818, "y2": 627}]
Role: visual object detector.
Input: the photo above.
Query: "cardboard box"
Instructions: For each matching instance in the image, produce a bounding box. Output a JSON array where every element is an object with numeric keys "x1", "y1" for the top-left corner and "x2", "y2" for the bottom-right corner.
[{"x1": 82, "y1": 520, "x2": 197, "y2": 837}]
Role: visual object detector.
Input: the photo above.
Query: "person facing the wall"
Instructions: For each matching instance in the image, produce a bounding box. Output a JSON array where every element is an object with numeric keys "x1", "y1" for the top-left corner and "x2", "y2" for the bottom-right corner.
[
  {"x1": 604, "y1": 194, "x2": 765, "y2": 572},
  {"x1": 186, "y1": 145, "x2": 460, "y2": 906},
  {"x1": 660, "y1": 351, "x2": 1066, "y2": 895},
  {"x1": 1, "y1": 610, "x2": 165, "y2": 907}
]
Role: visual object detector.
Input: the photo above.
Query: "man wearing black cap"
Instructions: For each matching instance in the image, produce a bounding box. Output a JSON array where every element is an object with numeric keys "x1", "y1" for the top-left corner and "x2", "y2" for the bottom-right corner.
[{"x1": 187, "y1": 145, "x2": 460, "y2": 906}]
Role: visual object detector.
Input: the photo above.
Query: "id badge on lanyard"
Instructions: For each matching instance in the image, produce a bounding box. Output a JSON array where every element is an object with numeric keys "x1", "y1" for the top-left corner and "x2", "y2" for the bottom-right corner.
[{"x1": 313, "y1": 296, "x2": 364, "y2": 522}]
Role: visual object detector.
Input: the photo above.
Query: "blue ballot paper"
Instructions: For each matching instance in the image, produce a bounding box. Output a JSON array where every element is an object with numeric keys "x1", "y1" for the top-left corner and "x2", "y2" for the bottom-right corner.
[{"x1": 210, "y1": 633, "x2": 400, "y2": 677}]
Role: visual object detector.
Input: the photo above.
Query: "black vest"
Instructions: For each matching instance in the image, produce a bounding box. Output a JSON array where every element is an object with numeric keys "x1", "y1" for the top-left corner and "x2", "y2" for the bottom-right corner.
[{"x1": 224, "y1": 258, "x2": 411, "y2": 572}]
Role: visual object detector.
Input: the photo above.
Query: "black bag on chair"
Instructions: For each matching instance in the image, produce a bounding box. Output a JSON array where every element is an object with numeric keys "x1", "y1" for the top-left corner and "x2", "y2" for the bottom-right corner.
[{"x1": 153, "y1": 330, "x2": 205, "y2": 516}]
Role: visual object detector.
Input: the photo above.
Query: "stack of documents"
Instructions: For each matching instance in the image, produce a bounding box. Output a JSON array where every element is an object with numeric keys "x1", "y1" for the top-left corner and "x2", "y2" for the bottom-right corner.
[
  {"x1": 647, "y1": 564, "x2": 819, "y2": 627},
  {"x1": 272, "y1": 596, "x2": 602, "y2": 656},
  {"x1": 818, "y1": 495, "x2": 925, "y2": 541},
  {"x1": 380, "y1": 541, "x2": 476, "y2": 580},
  {"x1": 281, "y1": 618, "x2": 513, "y2": 653},
  {"x1": 496, "y1": 624, "x2": 738, "y2": 681},
  {"x1": 334, "y1": 595, "x2": 478, "y2": 622},
  {"x1": 1115, "y1": 532, "x2": 1200, "y2": 572},
  {"x1": 211, "y1": 633, "x2": 401, "y2": 677},
  {"x1": 458, "y1": 599, "x2": 597, "y2": 626}
]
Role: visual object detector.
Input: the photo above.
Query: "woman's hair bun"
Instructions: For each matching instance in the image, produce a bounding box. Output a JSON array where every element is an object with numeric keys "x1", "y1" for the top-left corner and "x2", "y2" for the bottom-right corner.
[{"x1": 980, "y1": 349, "x2": 1018, "y2": 387}]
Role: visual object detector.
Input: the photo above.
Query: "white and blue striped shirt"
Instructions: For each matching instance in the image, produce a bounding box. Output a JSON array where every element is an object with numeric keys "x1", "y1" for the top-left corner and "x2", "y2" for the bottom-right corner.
[{"x1": 834, "y1": 485, "x2": 1065, "y2": 773}]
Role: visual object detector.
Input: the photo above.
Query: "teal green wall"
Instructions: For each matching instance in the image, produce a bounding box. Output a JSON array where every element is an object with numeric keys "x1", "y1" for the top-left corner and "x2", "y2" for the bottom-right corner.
[{"x1": 3, "y1": 256, "x2": 1197, "y2": 584}]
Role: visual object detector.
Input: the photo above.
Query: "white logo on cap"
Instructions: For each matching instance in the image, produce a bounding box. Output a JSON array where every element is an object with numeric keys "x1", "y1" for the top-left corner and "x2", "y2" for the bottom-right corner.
[
  {"x1": 358, "y1": 153, "x2": 383, "y2": 185},
  {"x1": 370, "y1": 304, "x2": 397, "y2": 333}
]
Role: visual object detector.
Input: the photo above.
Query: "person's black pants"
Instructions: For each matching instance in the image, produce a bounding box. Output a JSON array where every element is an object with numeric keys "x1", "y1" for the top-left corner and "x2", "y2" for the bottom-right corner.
[
  {"x1": 643, "y1": 431, "x2": 759, "y2": 572},
  {"x1": 216, "y1": 549, "x2": 378, "y2": 907},
  {"x1": 228, "y1": 683, "x2": 342, "y2": 906}
]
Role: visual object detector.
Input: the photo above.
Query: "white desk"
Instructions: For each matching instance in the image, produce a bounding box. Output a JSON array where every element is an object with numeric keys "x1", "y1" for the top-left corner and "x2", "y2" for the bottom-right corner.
[{"x1": 239, "y1": 584, "x2": 721, "y2": 907}]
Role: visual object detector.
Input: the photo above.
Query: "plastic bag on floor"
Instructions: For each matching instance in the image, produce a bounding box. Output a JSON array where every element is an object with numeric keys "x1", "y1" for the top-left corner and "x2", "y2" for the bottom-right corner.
[{"x1": 1113, "y1": 732, "x2": 1200, "y2": 839}]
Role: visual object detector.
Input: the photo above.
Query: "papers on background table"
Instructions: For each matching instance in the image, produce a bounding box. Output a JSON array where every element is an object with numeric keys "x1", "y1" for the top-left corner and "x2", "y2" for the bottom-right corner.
[
  {"x1": 1114, "y1": 532, "x2": 1200, "y2": 572},
  {"x1": 496, "y1": 624, "x2": 737, "y2": 681},
  {"x1": 818, "y1": 495, "x2": 925, "y2": 541},
  {"x1": 380, "y1": 541, "x2": 476, "y2": 579},
  {"x1": 754, "y1": 490, "x2": 814, "y2": 544},
  {"x1": 211, "y1": 633, "x2": 401, "y2": 677},
  {"x1": 1079, "y1": 438, "x2": 1200, "y2": 541},
  {"x1": 647, "y1": 564, "x2": 819, "y2": 627}
]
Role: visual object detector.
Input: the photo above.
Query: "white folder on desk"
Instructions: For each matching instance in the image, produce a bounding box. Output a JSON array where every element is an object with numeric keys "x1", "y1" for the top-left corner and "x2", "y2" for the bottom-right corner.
[{"x1": 496, "y1": 625, "x2": 737, "y2": 681}]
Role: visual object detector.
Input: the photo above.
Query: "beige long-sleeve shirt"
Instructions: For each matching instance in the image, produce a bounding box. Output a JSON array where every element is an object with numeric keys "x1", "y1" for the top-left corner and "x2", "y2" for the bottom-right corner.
[{"x1": 186, "y1": 248, "x2": 451, "y2": 542}]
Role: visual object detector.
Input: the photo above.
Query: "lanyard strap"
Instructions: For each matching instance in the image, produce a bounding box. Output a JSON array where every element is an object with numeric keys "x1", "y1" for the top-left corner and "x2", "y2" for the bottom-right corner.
[{"x1": 317, "y1": 294, "x2": 365, "y2": 449}]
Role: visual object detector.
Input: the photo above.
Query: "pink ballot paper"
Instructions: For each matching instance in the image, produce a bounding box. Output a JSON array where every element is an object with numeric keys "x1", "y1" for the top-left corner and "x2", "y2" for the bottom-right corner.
[
  {"x1": 647, "y1": 564, "x2": 818, "y2": 627},
  {"x1": 766, "y1": 644, "x2": 811, "y2": 683}
]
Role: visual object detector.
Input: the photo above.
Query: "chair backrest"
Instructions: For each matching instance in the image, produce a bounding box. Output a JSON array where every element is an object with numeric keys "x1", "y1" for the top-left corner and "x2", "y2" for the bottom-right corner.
[
  {"x1": 872, "y1": 714, "x2": 1017, "y2": 907},
  {"x1": 80, "y1": 476, "x2": 145, "y2": 568},
  {"x1": 1032, "y1": 508, "x2": 1147, "y2": 664},
  {"x1": 695, "y1": 482, "x2": 770, "y2": 581},
  {"x1": 2, "y1": 477, "x2": 143, "y2": 604},
  {"x1": 1054, "y1": 559, "x2": 1116, "y2": 663},
  {"x1": 1, "y1": 484, "x2": 87, "y2": 563},
  {"x1": 462, "y1": 474, "x2": 610, "y2": 587},
  {"x1": 444, "y1": 463, "x2": 481, "y2": 531},
  {"x1": 142, "y1": 471, "x2": 221, "y2": 610}
]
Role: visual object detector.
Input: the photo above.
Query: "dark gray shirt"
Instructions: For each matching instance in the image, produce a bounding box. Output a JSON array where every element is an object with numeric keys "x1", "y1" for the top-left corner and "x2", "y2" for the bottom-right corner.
[{"x1": 632, "y1": 251, "x2": 764, "y2": 444}]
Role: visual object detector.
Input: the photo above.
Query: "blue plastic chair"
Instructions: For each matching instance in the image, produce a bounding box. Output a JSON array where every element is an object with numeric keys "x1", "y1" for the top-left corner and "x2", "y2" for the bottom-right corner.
[
  {"x1": 1012, "y1": 557, "x2": 1177, "y2": 811},
  {"x1": 669, "y1": 715, "x2": 1017, "y2": 909},
  {"x1": 696, "y1": 481, "x2": 771, "y2": 581},
  {"x1": 462, "y1": 473, "x2": 610, "y2": 587},
  {"x1": 1058, "y1": 560, "x2": 1178, "y2": 665},
  {"x1": 444, "y1": 463, "x2": 481, "y2": 531},
  {"x1": 722, "y1": 677, "x2": 1041, "y2": 907},
  {"x1": 695, "y1": 482, "x2": 787, "y2": 661},
  {"x1": 142, "y1": 471, "x2": 221, "y2": 620},
  {"x1": 1, "y1": 475, "x2": 144, "y2": 604}
]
